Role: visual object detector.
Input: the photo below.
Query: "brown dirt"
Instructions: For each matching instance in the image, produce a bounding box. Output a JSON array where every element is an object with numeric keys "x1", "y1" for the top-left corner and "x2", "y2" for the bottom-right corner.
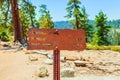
[{"x1": 0, "y1": 42, "x2": 120, "y2": 80}]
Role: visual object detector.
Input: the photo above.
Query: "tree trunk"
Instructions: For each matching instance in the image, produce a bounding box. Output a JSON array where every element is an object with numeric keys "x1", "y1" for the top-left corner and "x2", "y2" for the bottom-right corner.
[
  {"x1": 76, "y1": 16, "x2": 79, "y2": 29},
  {"x1": 30, "y1": 14, "x2": 34, "y2": 28},
  {"x1": 10, "y1": 0, "x2": 23, "y2": 42}
]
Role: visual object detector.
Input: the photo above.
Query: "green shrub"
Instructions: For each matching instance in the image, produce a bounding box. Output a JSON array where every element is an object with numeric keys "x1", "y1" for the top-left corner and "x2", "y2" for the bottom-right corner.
[
  {"x1": 110, "y1": 46, "x2": 120, "y2": 52},
  {"x1": 86, "y1": 44, "x2": 120, "y2": 52},
  {"x1": 0, "y1": 29, "x2": 10, "y2": 42},
  {"x1": 98, "y1": 46, "x2": 105, "y2": 50},
  {"x1": 86, "y1": 44, "x2": 99, "y2": 50}
]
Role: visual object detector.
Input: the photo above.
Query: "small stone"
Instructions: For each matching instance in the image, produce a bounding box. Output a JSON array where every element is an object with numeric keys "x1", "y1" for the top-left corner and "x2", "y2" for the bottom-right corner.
[
  {"x1": 32, "y1": 50, "x2": 48, "y2": 55},
  {"x1": 74, "y1": 60, "x2": 91, "y2": 67},
  {"x1": 61, "y1": 68, "x2": 75, "y2": 77},
  {"x1": 3, "y1": 44, "x2": 11, "y2": 47},
  {"x1": 60, "y1": 57, "x2": 66, "y2": 62},
  {"x1": 24, "y1": 51, "x2": 31, "y2": 54},
  {"x1": 47, "y1": 53, "x2": 53, "y2": 59},
  {"x1": 35, "y1": 67, "x2": 48, "y2": 77},
  {"x1": 66, "y1": 56, "x2": 79, "y2": 61},
  {"x1": 22, "y1": 47, "x2": 27, "y2": 51},
  {"x1": 45, "y1": 59, "x2": 53, "y2": 65},
  {"x1": 86, "y1": 63, "x2": 93, "y2": 68},
  {"x1": 29, "y1": 55, "x2": 38, "y2": 61},
  {"x1": 20, "y1": 47, "x2": 24, "y2": 50}
]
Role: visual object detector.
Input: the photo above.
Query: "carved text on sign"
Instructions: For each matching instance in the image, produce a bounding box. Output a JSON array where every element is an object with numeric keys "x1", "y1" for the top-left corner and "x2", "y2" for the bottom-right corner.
[{"x1": 27, "y1": 28, "x2": 86, "y2": 50}]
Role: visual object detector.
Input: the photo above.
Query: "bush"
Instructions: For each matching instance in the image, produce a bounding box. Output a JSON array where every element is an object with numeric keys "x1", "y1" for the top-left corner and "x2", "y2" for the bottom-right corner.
[
  {"x1": 86, "y1": 44, "x2": 120, "y2": 52},
  {"x1": 0, "y1": 29, "x2": 10, "y2": 42},
  {"x1": 110, "y1": 46, "x2": 120, "y2": 52}
]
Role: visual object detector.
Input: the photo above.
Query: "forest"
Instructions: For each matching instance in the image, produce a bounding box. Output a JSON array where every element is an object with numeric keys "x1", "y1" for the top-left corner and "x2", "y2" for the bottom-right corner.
[{"x1": 0, "y1": 0, "x2": 120, "y2": 51}]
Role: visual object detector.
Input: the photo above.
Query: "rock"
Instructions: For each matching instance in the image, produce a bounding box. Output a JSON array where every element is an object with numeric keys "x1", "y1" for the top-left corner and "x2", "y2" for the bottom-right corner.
[
  {"x1": 66, "y1": 55, "x2": 79, "y2": 61},
  {"x1": 2, "y1": 44, "x2": 11, "y2": 47},
  {"x1": 60, "y1": 57, "x2": 66, "y2": 62},
  {"x1": 74, "y1": 60, "x2": 92, "y2": 67},
  {"x1": 23, "y1": 49, "x2": 33, "y2": 54},
  {"x1": 19, "y1": 47, "x2": 25, "y2": 50},
  {"x1": 32, "y1": 50, "x2": 48, "y2": 55},
  {"x1": 35, "y1": 67, "x2": 48, "y2": 77},
  {"x1": 61, "y1": 68, "x2": 75, "y2": 77},
  {"x1": 86, "y1": 63, "x2": 93, "y2": 68},
  {"x1": 45, "y1": 59, "x2": 53, "y2": 65},
  {"x1": 22, "y1": 47, "x2": 27, "y2": 51},
  {"x1": 64, "y1": 62, "x2": 71, "y2": 67},
  {"x1": 29, "y1": 55, "x2": 38, "y2": 61},
  {"x1": 24, "y1": 51, "x2": 31, "y2": 54},
  {"x1": 47, "y1": 53, "x2": 53, "y2": 59},
  {"x1": 41, "y1": 52, "x2": 49, "y2": 55},
  {"x1": 32, "y1": 50, "x2": 41, "y2": 54}
]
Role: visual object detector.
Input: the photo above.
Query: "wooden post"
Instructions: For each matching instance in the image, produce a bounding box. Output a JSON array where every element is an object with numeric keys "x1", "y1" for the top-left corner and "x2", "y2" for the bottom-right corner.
[{"x1": 53, "y1": 47, "x2": 60, "y2": 80}]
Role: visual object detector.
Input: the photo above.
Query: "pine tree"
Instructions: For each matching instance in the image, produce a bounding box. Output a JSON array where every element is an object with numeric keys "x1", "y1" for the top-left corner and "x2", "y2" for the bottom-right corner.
[
  {"x1": 21, "y1": 1, "x2": 37, "y2": 28},
  {"x1": 0, "y1": 0, "x2": 33, "y2": 42},
  {"x1": 65, "y1": 0, "x2": 89, "y2": 30},
  {"x1": 19, "y1": 1, "x2": 37, "y2": 40},
  {"x1": 65, "y1": 0, "x2": 82, "y2": 29},
  {"x1": 92, "y1": 11, "x2": 111, "y2": 45},
  {"x1": 38, "y1": 4, "x2": 54, "y2": 29}
]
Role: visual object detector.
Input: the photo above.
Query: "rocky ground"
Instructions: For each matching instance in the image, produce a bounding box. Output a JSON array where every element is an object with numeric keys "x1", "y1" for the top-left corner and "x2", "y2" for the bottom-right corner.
[{"x1": 0, "y1": 42, "x2": 120, "y2": 80}]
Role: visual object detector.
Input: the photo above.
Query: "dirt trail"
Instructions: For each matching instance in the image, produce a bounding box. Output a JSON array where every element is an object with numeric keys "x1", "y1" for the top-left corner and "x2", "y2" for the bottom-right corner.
[
  {"x1": 0, "y1": 42, "x2": 120, "y2": 80},
  {"x1": 0, "y1": 50, "x2": 35, "y2": 80}
]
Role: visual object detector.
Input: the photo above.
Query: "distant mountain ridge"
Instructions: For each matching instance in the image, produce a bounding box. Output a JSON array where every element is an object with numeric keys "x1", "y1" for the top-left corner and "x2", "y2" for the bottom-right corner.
[
  {"x1": 54, "y1": 21, "x2": 72, "y2": 29},
  {"x1": 54, "y1": 19, "x2": 120, "y2": 29}
]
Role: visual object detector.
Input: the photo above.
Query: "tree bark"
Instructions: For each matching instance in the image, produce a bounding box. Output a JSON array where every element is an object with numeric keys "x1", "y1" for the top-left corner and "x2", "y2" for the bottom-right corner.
[
  {"x1": 76, "y1": 16, "x2": 79, "y2": 29},
  {"x1": 10, "y1": 0, "x2": 23, "y2": 42}
]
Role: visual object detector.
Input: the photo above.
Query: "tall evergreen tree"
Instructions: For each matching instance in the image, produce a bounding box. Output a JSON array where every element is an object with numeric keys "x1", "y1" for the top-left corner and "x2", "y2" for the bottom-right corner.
[
  {"x1": 0, "y1": 1, "x2": 10, "y2": 28},
  {"x1": 19, "y1": 3, "x2": 30, "y2": 40},
  {"x1": 38, "y1": 4, "x2": 54, "y2": 29},
  {"x1": 65, "y1": 0, "x2": 89, "y2": 30},
  {"x1": 0, "y1": 0, "x2": 35, "y2": 42},
  {"x1": 21, "y1": 1, "x2": 37, "y2": 28},
  {"x1": 65, "y1": 0, "x2": 82, "y2": 29},
  {"x1": 109, "y1": 29, "x2": 120, "y2": 45},
  {"x1": 81, "y1": 6, "x2": 88, "y2": 28},
  {"x1": 92, "y1": 11, "x2": 111, "y2": 45},
  {"x1": 85, "y1": 24, "x2": 94, "y2": 42},
  {"x1": 81, "y1": 6, "x2": 93, "y2": 42}
]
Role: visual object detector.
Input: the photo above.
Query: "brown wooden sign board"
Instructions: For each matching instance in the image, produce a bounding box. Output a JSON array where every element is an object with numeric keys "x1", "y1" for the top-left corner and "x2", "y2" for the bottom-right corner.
[{"x1": 27, "y1": 28, "x2": 86, "y2": 50}]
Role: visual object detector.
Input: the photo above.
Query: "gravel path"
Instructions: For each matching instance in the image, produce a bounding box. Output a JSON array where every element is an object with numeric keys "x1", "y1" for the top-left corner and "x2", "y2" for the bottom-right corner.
[
  {"x1": 36, "y1": 75, "x2": 120, "y2": 80},
  {"x1": 0, "y1": 42, "x2": 120, "y2": 80}
]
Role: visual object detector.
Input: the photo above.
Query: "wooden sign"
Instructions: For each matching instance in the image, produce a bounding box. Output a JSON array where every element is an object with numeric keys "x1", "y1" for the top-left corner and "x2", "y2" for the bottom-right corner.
[{"x1": 27, "y1": 28, "x2": 86, "y2": 50}]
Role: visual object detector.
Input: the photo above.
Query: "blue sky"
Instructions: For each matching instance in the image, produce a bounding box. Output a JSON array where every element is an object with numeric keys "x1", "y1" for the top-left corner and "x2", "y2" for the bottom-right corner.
[{"x1": 31, "y1": 0, "x2": 120, "y2": 21}]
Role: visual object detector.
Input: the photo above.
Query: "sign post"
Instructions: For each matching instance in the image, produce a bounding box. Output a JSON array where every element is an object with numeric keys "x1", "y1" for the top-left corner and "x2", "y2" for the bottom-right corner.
[
  {"x1": 53, "y1": 47, "x2": 60, "y2": 80},
  {"x1": 27, "y1": 28, "x2": 86, "y2": 79}
]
